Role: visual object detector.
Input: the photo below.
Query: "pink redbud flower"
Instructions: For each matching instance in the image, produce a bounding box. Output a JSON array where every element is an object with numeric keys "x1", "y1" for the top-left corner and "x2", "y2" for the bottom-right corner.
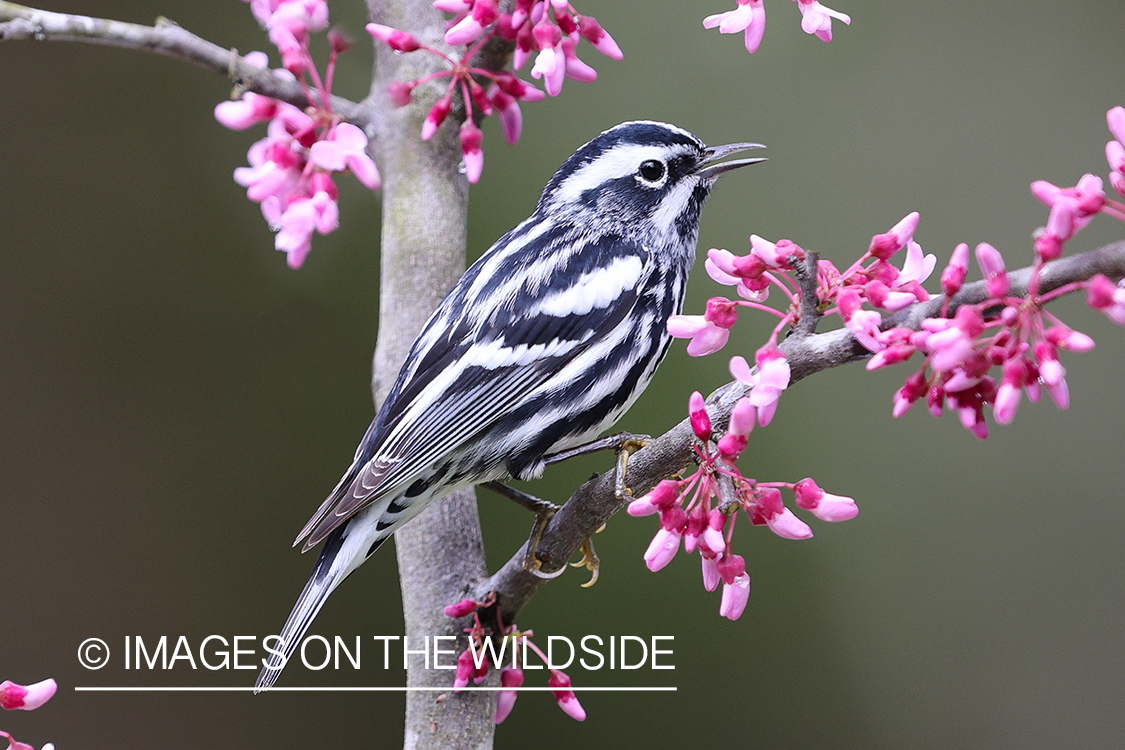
[
  {"x1": 751, "y1": 487, "x2": 813, "y2": 540},
  {"x1": 310, "y1": 123, "x2": 381, "y2": 189},
  {"x1": 444, "y1": 0, "x2": 499, "y2": 46},
  {"x1": 453, "y1": 647, "x2": 475, "y2": 691},
  {"x1": 1035, "y1": 341, "x2": 1069, "y2": 409},
  {"x1": 388, "y1": 80, "x2": 415, "y2": 107},
  {"x1": 460, "y1": 119, "x2": 485, "y2": 184},
  {"x1": 838, "y1": 287, "x2": 884, "y2": 353},
  {"x1": 993, "y1": 358, "x2": 1027, "y2": 425},
  {"x1": 1030, "y1": 175, "x2": 1106, "y2": 253},
  {"x1": 1045, "y1": 325, "x2": 1095, "y2": 353},
  {"x1": 751, "y1": 235, "x2": 804, "y2": 268},
  {"x1": 720, "y1": 572, "x2": 752, "y2": 620},
  {"x1": 867, "y1": 342, "x2": 915, "y2": 371},
  {"x1": 495, "y1": 666, "x2": 524, "y2": 724},
  {"x1": 703, "y1": 0, "x2": 767, "y2": 54},
  {"x1": 717, "y1": 397, "x2": 755, "y2": 461},
  {"x1": 549, "y1": 670, "x2": 586, "y2": 721},
  {"x1": 1085, "y1": 274, "x2": 1125, "y2": 326},
  {"x1": 1108, "y1": 106, "x2": 1125, "y2": 196},
  {"x1": 433, "y1": 0, "x2": 472, "y2": 13},
  {"x1": 703, "y1": 509, "x2": 728, "y2": 554},
  {"x1": 489, "y1": 88, "x2": 522, "y2": 145},
  {"x1": 702, "y1": 554, "x2": 722, "y2": 592},
  {"x1": 270, "y1": 0, "x2": 329, "y2": 37},
  {"x1": 892, "y1": 371, "x2": 929, "y2": 417},
  {"x1": 627, "y1": 479, "x2": 682, "y2": 517},
  {"x1": 683, "y1": 504, "x2": 707, "y2": 554},
  {"x1": 0, "y1": 678, "x2": 57, "y2": 711},
  {"x1": 578, "y1": 17, "x2": 623, "y2": 59},
  {"x1": 274, "y1": 197, "x2": 321, "y2": 268},
  {"x1": 793, "y1": 478, "x2": 858, "y2": 522},
  {"x1": 689, "y1": 391, "x2": 712, "y2": 441},
  {"x1": 644, "y1": 527, "x2": 683, "y2": 572},
  {"x1": 715, "y1": 552, "x2": 751, "y2": 619},
  {"x1": 366, "y1": 23, "x2": 421, "y2": 52},
  {"x1": 730, "y1": 346, "x2": 790, "y2": 427},
  {"x1": 443, "y1": 598, "x2": 478, "y2": 618},
  {"x1": 1109, "y1": 106, "x2": 1125, "y2": 145},
  {"x1": 667, "y1": 297, "x2": 738, "y2": 356},
  {"x1": 0, "y1": 731, "x2": 34, "y2": 750},
  {"x1": 974, "y1": 242, "x2": 1009, "y2": 298},
  {"x1": 864, "y1": 279, "x2": 916, "y2": 312},
  {"x1": 530, "y1": 20, "x2": 565, "y2": 96},
  {"x1": 561, "y1": 38, "x2": 597, "y2": 83},
  {"x1": 899, "y1": 240, "x2": 936, "y2": 287},
  {"x1": 793, "y1": 0, "x2": 851, "y2": 42},
  {"x1": 869, "y1": 211, "x2": 920, "y2": 260},
  {"x1": 214, "y1": 92, "x2": 279, "y2": 130},
  {"x1": 924, "y1": 306, "x2": 984, "y2": 372},
  {"x1": 421, "y1": 95, "x2": 453, "y2": 140},
  {"x1": 941, "y1": 242, "x2": 970, "y2": 297},
  {"x1": 705, "y1": 249, "x2": 770, "y2": 301}
]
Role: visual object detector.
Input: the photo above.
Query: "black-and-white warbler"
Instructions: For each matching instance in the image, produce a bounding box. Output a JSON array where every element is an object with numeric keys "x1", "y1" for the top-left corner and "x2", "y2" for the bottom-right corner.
[{"x1": 256, "y1": 121, "x2": 763, "y2": 689}]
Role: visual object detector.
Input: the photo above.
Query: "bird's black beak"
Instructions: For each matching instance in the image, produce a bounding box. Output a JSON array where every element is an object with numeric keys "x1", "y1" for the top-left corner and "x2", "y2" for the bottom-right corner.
[{"x1": 694, "y1": 142, "x2": 766, "y2": 180}]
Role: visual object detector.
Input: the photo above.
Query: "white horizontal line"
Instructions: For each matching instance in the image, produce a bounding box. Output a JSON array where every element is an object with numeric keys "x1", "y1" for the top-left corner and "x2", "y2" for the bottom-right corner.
[{"x1": 74, "y1": 686, "x2": 676, "y2": 692}]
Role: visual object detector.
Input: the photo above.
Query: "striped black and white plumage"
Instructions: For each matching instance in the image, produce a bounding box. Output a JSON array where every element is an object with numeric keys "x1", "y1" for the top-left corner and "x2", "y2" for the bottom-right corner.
[{"x1": 256, "y1": 121, "x2": 763, "y2": 689}]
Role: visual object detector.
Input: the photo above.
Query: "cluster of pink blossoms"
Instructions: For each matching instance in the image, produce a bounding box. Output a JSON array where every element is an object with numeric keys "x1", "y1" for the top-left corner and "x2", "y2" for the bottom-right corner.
[
  {"x1": 628, "y1": 393, "x2": 857, "y2": 621},
  {"x1": 443, "y1": 598, "x2": 585, "y2": 723},
  {"x1": 671, "y1": 105, "x2": 1125, "y2": 441},
  {"x1": 216, "y1": 1, "x2": 381, "y2": 268},
  {"x1": 370, "y1": 0, "x2": 621, "y2": 183},
  {"x1": 704, "y1": 0, "x2": 851, "y2": 53},
  {"x1": 2, "y1": 677, "x2": 56, "y2": 750}
]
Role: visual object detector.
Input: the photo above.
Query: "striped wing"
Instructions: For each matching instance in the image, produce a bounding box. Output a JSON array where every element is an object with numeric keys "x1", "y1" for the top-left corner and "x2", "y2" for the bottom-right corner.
[{"x1": 297, "y1": 229, "x2": 651, "y2": 547}]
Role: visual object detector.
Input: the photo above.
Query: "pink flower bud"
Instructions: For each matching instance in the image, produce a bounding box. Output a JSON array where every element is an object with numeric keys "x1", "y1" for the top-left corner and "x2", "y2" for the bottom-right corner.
[
  {"x1": 1045, "y1": 326, "x2": 1095, "y2": 353},
  {"x1": 0, "y1": 678, "x2": 57, "y2": 711},
  {"x1": 941, "y1": 242, "x2": 969, "y2": 297},
  {"x1": 443, "y1": 598, "x2": 478, "y2": 618},
  {"x1": 720, "y1": 572, "x2": 751, "y2": 620},
  {"x1": 644, "y1": 528, "x2": 682, "y2": 572},
  {"x1": 703, "y1": 297, "x2": 739, "y2": 329},
  {"x1": 453, "y1": 648, "x2": 475, "y2": 691},
  {"x1": 689, "y1": 391, "x2": 711, "y2": 441},
  {"x1": 460, "y1": 119, "x2": 484, "y2": 184},
  {"x1": 495, "y1": 666, "x2": 524, "y2": 724},
  {"x1": 365, "y1": 23, "x2": 421, "y2": 52},
  {"x1": 387, "y1": 80, "x2": 414, "y2": 107},
  {"x1": 703, "y1": 509, "x2": 728, "y2": 554},
  {"x1": 549, "y1": 670, "x2": 586, "y2": 721},
  {"x1": 421, "y1": 95, "x2": 452, "y2": 140},
  {"x1": 794, "y1": 478, "x2": 858, "y2": 522},
  {"x1": 869, "y1": 212, "x2": 920, "y2": 260},
  {"x1": 1085, "y1": 274, "x2": 1118, "y2": 309},
  {"x1": 683, "y1": 504, "x2": 707, "y2": 554},
  {"x1": 627, "y1": 479, "x2": 681, "y2": 517},
  {"x1": 1108, "y1": 105, "x2": 1125, "y2": 145},
  {"x1": 660, "y1": 504, "x2": 688, "y2": 533},
  {"x1": 490, "y1": 89, "x2": 522, "y2": 145},
  {"x1": 578, "y1": 16, "x2": 624, "y2": 59},
  {"x1": 974, "y1": 242, "x2": 1009, "y2": 299},
  {"x1": 701, "y1": 554, "x2": 721, "y2": 592}
]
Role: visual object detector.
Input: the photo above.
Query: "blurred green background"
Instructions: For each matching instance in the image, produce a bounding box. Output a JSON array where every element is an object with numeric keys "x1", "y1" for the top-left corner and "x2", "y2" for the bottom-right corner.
[{"x1": 2, "y1": 1, "x2": 1124, "y2": 748}]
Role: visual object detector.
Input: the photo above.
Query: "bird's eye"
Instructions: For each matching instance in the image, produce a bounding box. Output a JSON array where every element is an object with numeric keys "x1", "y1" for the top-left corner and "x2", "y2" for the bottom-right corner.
[{"x1": 637, "y1": 159, "x2": 666, "y2": 183}]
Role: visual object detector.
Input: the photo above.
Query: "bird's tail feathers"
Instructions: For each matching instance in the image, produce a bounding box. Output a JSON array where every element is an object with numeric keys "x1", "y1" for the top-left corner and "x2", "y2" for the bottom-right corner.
[{"x1": 256, "y1": 523, "x2": 390, "y2": 692}]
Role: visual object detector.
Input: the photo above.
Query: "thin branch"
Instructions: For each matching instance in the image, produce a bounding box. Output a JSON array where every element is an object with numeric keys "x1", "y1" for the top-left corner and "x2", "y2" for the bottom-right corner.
[
  {"x1": 0, "y1": 2, "x2": 367, "y2": 124},
  {"x1": 475, "y1": 239, "x2": 1125, "y2": 621}
]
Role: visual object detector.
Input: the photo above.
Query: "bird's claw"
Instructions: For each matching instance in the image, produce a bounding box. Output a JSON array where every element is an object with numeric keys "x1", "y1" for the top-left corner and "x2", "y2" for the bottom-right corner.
[
  {"x1": 614, "y1": 436, "x2": 650, "y2": 500},
  {"x1": 570, "y1": 538, "x2": 601, "y2": 588}
]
